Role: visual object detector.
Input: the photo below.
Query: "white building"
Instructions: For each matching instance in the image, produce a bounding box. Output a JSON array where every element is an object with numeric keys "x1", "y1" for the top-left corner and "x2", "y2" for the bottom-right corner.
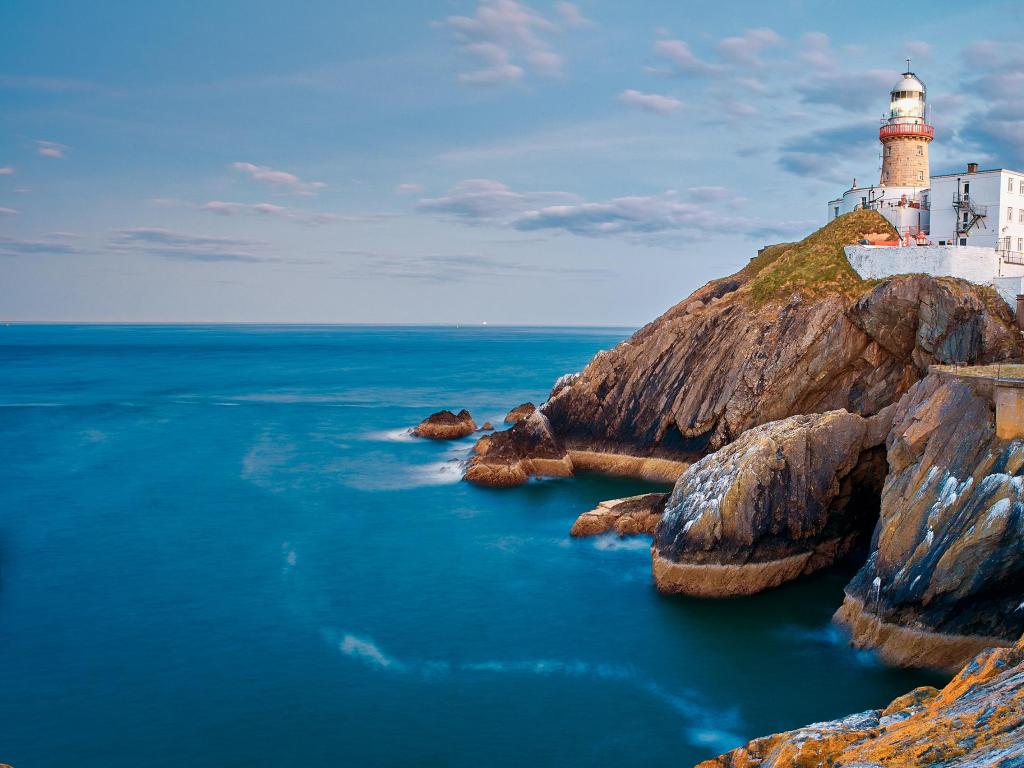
[{"x1": 826, "y1": 68, "x2": 1024, "y2": 309}]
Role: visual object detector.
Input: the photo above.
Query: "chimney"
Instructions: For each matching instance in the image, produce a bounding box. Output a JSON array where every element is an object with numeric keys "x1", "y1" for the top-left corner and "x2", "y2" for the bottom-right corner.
[{"x1": 967, "y1": 162, "x2": 979, "y2": 173}]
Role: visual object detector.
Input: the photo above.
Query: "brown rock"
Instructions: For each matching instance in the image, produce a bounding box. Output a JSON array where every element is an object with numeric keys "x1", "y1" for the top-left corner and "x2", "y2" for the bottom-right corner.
[
  {"x1": 412, "y1": 409, "x2": 476, "y2": 439},
  {"x1": 466, "y1": 211, "x2": 1022, "y2": 485},
  {"x1": 504, "y1": 402, "x2": 536, "y2": 424},
  {"x1": 479, "y1": 422, "x2": 494, "y2": 431},
  {"x1": 652, "y1": 410, "x2": 890, "y2": 597},
  {"x1": 570, "y1": 493, "x2": 668, "y2": 537},
  {"x1": 835, "y1": 370, "x2": 1024, "y2": 669},
  {"x1": 464, "y1": 410, "x2": 573, "y2": 487},
  {"x1": 697, "y1": 635, "x2": 1024, "y2": 767}
]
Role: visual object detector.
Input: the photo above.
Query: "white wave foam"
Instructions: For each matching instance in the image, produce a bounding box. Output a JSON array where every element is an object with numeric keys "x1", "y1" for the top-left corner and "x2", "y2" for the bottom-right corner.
[
  {"x1": 326, "y1": 629, "x2": 744, "y2": 749},
  {"x1": 363, "y1": 428, "x2": 417, "y2": 443},
  {"x1": 339, "y1": 633, "x2": 405, "y2": 671},
  {"x1": 591, "y1": 533, "x2": 652, "y2": 552}
]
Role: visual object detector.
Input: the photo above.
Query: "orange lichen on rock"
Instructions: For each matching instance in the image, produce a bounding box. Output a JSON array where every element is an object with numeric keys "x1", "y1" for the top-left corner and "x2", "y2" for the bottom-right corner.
[{"x1": 697, "y1": 636, "x2": 1024, "y2": 767}]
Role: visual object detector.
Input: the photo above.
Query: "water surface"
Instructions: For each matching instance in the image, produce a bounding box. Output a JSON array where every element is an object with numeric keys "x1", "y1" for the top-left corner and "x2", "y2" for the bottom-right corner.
[{"x1": 0, "y1": 325, "x2": 943, "y2": 766}]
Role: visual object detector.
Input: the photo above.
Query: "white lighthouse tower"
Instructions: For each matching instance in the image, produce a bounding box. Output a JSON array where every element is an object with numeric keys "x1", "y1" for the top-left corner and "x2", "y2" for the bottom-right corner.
[
  {"x1": 827, "y1": 65, "x2": 932, "y2": 240},
  {"x1": 879, "y1": 70, "x2": 933, "y2": 187}
]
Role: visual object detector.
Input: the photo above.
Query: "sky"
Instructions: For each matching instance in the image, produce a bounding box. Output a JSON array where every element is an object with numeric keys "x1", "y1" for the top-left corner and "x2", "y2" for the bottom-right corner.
[{"x1": 1, "y1": 0, "x2": 1022, "y2": 325}]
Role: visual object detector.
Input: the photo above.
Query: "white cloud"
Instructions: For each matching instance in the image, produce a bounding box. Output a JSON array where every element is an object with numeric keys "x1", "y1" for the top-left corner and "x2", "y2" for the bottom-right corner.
[
  {"x1": 555, "y1": 2, "x2": 593, "y2": 28},
  {"x1": 435, "y1": 1, "x2": 575, "y2": 86},
  {"x1": 230, "y1": 162, "x2": 327, "y2": 196},
  {"x1": 617, "y1": 89, "x2": 681, "y2": 116},
  {"x1": 652, "y1": 39, "x2": 715, "y2": 75},
  {"x1": 396, "y1": 182, "x2": 423, "y2": 194},
  {"x1": 716, "y1": 27, "x2": 783, "y2": 67},
  {"x1": 0, "y1": 167, "x2": 14, "y2": 175},
  {"x1": 417, "y1": 179, "x2": 576, "y2": 223},
  {"x1": 109, "y1": 227, "x2": 271, "y2": 263},
  {"x1": 36, "y1": 140, "x2": 67, "y2": 158},
  {"x1": 199, "y1": 200, "x2": 342, "y2": 225},
  {"x1": 0, "y1": 206, "x2": 20, "y2": 216}
]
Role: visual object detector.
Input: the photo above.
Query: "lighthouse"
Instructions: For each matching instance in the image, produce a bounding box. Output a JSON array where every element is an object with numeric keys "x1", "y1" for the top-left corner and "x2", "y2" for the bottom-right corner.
[{"x1": 879, "y1": 69, "x2": 934, "y2": 187}]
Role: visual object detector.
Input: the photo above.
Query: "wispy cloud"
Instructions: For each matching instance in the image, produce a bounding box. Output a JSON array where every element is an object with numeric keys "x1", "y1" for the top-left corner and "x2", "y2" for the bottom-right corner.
[
  {"x1": 396, "y1": 182, "x2": 423, "y2": 194},
  {"x1": 434, "y1": 0, "x2": 579, "y2": 87},
  {"x1": 36, "y1": 140, "x2": 68, "y2": 159},
  {"x1": 0, "y1": 234, "x2": 86, "y2": 257},
  {"x1": 0, "y1": 167, "x2": 14, "y2": 176},
  {"x1": 777, "y1": 120, "x2": 878, "y2": 181},
  {"x1": 418, "y1": 180, "x2": 810, "y2": 243},
  {"x1": 199, "y1": 200, "x2": 350, "y2": 225},
  {"x1": 649, "y1": 38, "x2": 716, "y2": 76},
  {"x1": 417, "y1": 179, "x2": 576, "y2": 223},
  {"x1": 109, "y1": 228, "x2": 271, "y2": 263},
  {"x1": 0, "y1": 207, "x2": 19, "y2": 217},
  {"x1": 957, "y1": 40, "x2": 1024, "y2": 166},
  {"x1": 618, "y1": 89, "x2": 681, "y2": 115},
  {"x1": 336, "y1": 250, "x2": 611, "y2": 283},
  {"x1": 716, "y1": 28, "x2": 783, "y2": 68},
  {"x1": 230, "y1": 162, "x2": 326, "y2": 196}
]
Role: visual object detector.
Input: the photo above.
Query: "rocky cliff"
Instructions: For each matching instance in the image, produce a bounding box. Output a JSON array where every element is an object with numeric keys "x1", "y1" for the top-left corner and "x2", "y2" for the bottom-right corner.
[
  {"x1": 698, "y1": 635, "x2": 1024, "y2": 768},
  {"x1": 835, "y1": 371, "x2": 1024, "y2": 670},
  {"x1": 466, "y1": 210, "x2": 1021, "y2": 487}
]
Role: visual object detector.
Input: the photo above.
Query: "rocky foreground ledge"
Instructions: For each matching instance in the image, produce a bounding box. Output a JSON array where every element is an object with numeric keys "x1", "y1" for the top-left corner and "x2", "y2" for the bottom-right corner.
[{"x1": 698, "y1": 635, "x2": 1024, "y2": 767}]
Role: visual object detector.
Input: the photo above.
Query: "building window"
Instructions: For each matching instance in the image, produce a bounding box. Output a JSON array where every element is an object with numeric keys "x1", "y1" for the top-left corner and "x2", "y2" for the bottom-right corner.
[
  {"x1": 1019, "y1": 237, "x2": 1024, "y2": 252},
  {"x1": 918, "y1": 171, "x2": 924, "y2": 181},
  {"x1": 917, "y1": 146, "x2": 923, "y2": 156},
  {"x1": 1010, "y1": 177, "x2": 1015, "y2": 192},
  {"x1": 834, "y1": 206, "x2": 839, "y2": 219},
  {"x1": 960, "y1": 238, "x2": 968, "y2": 245},
  {"x1": 1010, "y1": 207, "x2": 1015, "y2": 221},
  {"x1": 1019, "y1": 209, "x2": 1024, "y2": 224}
]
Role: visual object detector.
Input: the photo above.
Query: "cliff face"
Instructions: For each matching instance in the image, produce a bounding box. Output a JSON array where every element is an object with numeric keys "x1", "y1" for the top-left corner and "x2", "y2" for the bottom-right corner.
[
  {"x1": 698, "y1": 635, "x2": 1024, "y2": 768},
  {"x1": 466, "y1": 211, "x2": 1022, "y2": 487},
  {"x1": 835, "y1": 372, "x2": 1024, "y2": 669}
]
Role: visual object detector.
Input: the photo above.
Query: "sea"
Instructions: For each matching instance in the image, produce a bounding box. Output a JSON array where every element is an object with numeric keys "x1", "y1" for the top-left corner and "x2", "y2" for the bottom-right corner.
[{"x1": 0, "y1": 324, "x2": 944, "y2": 767}]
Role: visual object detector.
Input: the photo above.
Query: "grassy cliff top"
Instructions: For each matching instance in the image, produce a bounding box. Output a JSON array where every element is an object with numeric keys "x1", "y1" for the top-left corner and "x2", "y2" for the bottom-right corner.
[{"x1": 743, "y1": 209, "x2": 898, "y2": 306}]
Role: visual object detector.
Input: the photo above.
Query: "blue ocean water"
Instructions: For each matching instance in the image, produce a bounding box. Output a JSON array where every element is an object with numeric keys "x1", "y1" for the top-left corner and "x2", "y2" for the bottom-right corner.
[{"x1": 0, "y1": 325, "x2": 942, "y2": 767}]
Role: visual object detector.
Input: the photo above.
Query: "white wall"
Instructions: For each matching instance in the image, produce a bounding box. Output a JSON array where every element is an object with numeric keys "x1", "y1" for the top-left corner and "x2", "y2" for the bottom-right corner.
[{"x1": 845, "y1": 244, "x2": 1024, "y2": 309}]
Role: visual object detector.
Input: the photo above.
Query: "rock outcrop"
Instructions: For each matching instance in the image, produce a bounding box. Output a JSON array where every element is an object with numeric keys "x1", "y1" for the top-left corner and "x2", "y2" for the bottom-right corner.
[
  {"x1": 653, "y1": 409, "x2": 890, "y2": 597},
  {"x1": 835, "y1": 371, "x2": 1024, "y2": 670},
  {"x1": 465, "y1": 211, "x2": 1022, "y2": 487},
  {"x1": 504, "y1": 402, "x2": 536, "y2": 424},
  {"x1": 465, "y1": 410, "x2": 573, "y2": 487},
  {"x1": 697, "y1": 635, "x2": 1024, "y2": 768},
  {"x1": 570, "y1": 493, "x2": 668, "y2": 537},
  {"x1": 412, "y1": 409, "x2": 476, "y2": 439}
]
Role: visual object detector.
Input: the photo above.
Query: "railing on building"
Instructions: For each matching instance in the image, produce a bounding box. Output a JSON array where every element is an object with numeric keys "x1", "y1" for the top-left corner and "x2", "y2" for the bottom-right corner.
[
  {"x1": 879, "y1": 123, "x2": 935, "y2": 140},
  {"x1": 999, "y1": 238, "x2": 1024, "y2": 265}
]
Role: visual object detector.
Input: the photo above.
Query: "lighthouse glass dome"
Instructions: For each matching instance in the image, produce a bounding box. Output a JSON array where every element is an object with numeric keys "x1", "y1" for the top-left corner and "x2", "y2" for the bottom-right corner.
[{"x1": 890, "y1": 73, "x2": 926, "y2": 122}]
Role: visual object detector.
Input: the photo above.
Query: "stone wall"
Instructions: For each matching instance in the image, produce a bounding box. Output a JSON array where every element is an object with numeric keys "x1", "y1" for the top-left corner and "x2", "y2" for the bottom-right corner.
[{"x1": 880, "y1": 136, "x2": 929, "y2": 186}]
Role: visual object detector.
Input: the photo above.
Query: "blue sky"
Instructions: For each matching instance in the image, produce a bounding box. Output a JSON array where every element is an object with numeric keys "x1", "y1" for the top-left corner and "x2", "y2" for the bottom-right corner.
[{"x1": 1, "y1": 0, "x2": 1022, "y2": 324}]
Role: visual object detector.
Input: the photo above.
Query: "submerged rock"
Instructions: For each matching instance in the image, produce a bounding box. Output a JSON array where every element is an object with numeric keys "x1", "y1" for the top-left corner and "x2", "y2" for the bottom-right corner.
[
  {"x1": 570, "y1": 493, "x2": 668, "y2": 537},
  {"x1": 653, "y1": 409, "x2": 889, "y2": 597},
  {"x1": 412, "y1": 409, "x2": 476, "y2": 439},
  {"x1": 835, "y1": 371, "x2": 1024, "y2": 670},
  {"x1": 697, "y1": 635, "x2": 1024, "y2": 767},
  {"x1": 504, "y1": 402, "x2": 536, "y2": 424}
]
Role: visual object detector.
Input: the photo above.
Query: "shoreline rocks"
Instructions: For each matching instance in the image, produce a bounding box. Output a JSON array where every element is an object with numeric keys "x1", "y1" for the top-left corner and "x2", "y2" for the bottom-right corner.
[
  {"x1": 570, "y1": 493, "x2": 668, "y2": 537},
  {"x1": 652, "y1": 410, "x2": 889, "y2": 597},
  {"x1": 698, "y1": 634, "x2": 1024, "y2": 767},
  {"x1": 412, "y1": 409, "x2": 476, "y2": 439},
  {"x1": 504, "y1": 402, "x2": 536, "y2": 424}
]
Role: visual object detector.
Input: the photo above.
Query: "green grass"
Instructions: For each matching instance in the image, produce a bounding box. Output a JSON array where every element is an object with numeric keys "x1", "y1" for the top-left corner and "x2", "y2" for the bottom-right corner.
[{"x1": 744, "y1": 209, "x2": 897, "y2": 306}]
